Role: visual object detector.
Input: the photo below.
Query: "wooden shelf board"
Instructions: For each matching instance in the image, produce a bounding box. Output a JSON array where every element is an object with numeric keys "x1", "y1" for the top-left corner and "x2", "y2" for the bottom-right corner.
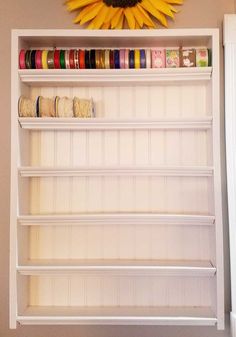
[
  {"x1": 17, "y1": 306, "x2": 217, "y2": 325},
  {"x1": 18, "y1": 166, "x2": 214, "y2": 178},
  {"x1": 18, "y1": 117, "x2": 213, "y2": 130},
  {"x1": 18, "y1": 68, "x2": 212, "y2": 86},
  {"x1": 18, "y1": 213, "x2": 215, "y2": 226},
  {"x1": 14, "y1": 28, "x2": 215, "y2": 48},
  {"x1": 17, "y1": 259, "x2": 216, "y2": 277}
]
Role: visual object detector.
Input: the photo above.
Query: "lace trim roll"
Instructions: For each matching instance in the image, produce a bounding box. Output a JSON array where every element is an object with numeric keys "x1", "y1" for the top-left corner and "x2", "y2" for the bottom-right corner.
[
  {"x1": 18, "y1": 95, "x2": 95, "y2": 118},
  {"x1": 73, "y1": 98, "x2": 94, "y2": 118},
  {"x1": 18, "y1": 96, "x2": 37, "y2": 117},
  {"x1": 57, "y1": 97, "x2": 74, "y2": 117},
  {"x1": 39, "y1": 96, "x2": 56, "y2": 117}
]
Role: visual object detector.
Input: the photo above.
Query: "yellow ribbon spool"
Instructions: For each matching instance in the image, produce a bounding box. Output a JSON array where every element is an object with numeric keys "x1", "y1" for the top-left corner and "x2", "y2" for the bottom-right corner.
[
  {"x1": 134, "y1": 49, "x2": 140, "y2": 69},
  {"x1": 42, "y1": 50, "x2": 49, "y2": 69}
]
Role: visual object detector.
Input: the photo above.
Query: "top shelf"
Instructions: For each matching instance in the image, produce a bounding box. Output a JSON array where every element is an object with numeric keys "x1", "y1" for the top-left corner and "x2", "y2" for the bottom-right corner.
[
  {"x1": 18, "y1": 68, "x2": 212, "y2": 86},
  {"x1": 14, "y1": 28, "x2": 216, "y2": 48}
]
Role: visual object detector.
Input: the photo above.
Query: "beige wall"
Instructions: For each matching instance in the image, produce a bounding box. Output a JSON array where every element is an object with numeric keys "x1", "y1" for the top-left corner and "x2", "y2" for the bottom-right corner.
[{"x1": 0, "y1": 1, "x2": 235, "y2": 336}]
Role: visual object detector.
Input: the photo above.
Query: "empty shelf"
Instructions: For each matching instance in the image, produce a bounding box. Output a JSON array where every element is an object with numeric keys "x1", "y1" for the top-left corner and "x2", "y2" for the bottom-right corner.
[
  {"x1": 17, "y1": 259, "x2": 216, "y2": 277},
  {"x1": 17, "y1": 306, "x2": 217, "y2": 325},
  {"x1": 18, "y1": 213, "x2": 215, "y2": 226},
  {"x1": 19, "y1": 166, "x2": 214, "y2": 177}
]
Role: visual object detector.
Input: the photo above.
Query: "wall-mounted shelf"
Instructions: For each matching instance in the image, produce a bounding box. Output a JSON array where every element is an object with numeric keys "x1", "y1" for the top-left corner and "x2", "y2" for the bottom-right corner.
[
  {"x1": 19, "y1": 166, "x2": 213, "y2": 177},
  {"x1": 17, "y1": 306, "x2": 217, "y2": 326},
  {"x1": 18, "y1": 117, "x2": 213, "y2": 130},
  {"x1": 11, "y1": 29, "x2": 223, "y2": 329},
  {"x1": 17, "y1": 259, "x2": 216, "y2": 277},
  {"x1": 18, "y1": 213, "x2": 215, "y2": 226}
]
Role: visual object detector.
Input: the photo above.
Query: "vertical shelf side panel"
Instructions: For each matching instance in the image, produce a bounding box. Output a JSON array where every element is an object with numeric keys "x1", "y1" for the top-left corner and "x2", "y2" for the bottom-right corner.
[
  {"x1": 211, "y1": 30, "x2": 224, "y2": 329},
  {"x1": 224, "y1": 14, "x2": 236, "y2": 336},
  {"x1": 10, "y1": 30, "x2": 20, "y2": 329}
]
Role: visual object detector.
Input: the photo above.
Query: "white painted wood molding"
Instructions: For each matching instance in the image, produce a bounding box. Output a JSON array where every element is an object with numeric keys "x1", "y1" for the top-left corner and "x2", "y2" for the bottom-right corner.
[
  {"x1": 18, "y1": 67, "x2": 212, "y2": 85},
  {"x1": 224, "y1": 14, "x2": 236, "y2": 337}
]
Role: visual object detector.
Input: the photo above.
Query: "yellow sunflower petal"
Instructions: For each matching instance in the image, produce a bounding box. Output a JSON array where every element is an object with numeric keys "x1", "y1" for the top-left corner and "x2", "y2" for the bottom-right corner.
[
  {"x1": 66, "y1": 0, "x2": 183, "y2": 29},
  {"x1": 154, "y1": 10, "x2": 168, "y2": 26},
  {"x1": 66, "y1": 0, "x2": 99, "y2": 11},
  {"x1": 168, "y1": 4, "x2": 178, "y2": 13},
  {"x1": 79, "y1": 2, "x2": 104, "y2": 25},
  {"x1": 164, "y1": 0, "x2": 183, "y2": 4},
  {"x1": 102, "y1": 21, "x2": 111, "y2": 29},
  {"x1": 104, "y1": 6, "x2": 120, "y2": 24},
  {"x1": 135, "y1": 20, "x2": 141, "y2": 29},
  {"x1": 148, "y1": 0, "x2": 174, "y2": 18},
  {"x1": 111, "y1": 8, "x2": 123, "y2": 28},
  {"x1": 115, "y1": 12, "x2": 124, "y2": 29},
  {"x1": 90, "y1": 4, "x2": 110, "y2": 29},
  {"x1": 87, "y1": 21, "x2": 95, "y2": 29},
  {"x1": 73, "y1": 2, "x2": 99, "y2": 23},
  {"x1": 124, "y1": 7, "x2": 136, "y2": 29},
  {"x1": 130, "y1": 6, "x2": 144, "y2": 28},
  {"x1": 136, "y1": 3, "x2": 155, "y2": 27},
  {"x1": 140, "y1": 0, "x2": 167, "y2": 27}
]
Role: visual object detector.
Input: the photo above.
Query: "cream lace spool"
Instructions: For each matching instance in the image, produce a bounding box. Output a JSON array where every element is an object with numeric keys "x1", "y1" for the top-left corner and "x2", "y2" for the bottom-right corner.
[
  {"x1": 73, "y1": 98, "x2": 94, "y2": 118},
  {"x1": 57, "y1": 97, "x2": 73, "y2": 117},
  {"x1": 18, "y1": 96, "x2": 37, "y2": 117},
  {"x1": 39, "y1": 96, "x2": 56, "y2": 117}
]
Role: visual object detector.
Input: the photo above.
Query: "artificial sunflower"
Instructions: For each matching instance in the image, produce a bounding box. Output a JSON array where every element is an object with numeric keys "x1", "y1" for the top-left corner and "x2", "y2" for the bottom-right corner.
[{"x1": 65, "y1": 0, "x2": 183, "y2": 29}]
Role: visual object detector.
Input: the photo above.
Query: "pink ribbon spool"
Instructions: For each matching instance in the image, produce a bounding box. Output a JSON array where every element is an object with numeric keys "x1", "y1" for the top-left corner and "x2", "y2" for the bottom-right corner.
[
  {"x1": 19, "y1": 50, "x2": 26, "y2": 69},
  {"x1": 35, "y1": 50, "x2": 43, "y2": 69}
]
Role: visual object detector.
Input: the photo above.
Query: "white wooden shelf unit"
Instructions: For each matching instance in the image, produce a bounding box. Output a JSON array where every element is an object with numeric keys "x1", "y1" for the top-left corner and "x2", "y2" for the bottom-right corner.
[{"x1": 10, "y1": 29, "x2": 224, "y2": 329}]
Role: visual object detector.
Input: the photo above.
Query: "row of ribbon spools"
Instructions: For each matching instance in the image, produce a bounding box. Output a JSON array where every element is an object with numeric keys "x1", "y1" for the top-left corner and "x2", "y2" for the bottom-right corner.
[
  {"x1": 19, "y1": 96, "x2": 94, "y2": 118},
  {"x1": 19, "y1": 48, "x2": 210, "y2": 69}
]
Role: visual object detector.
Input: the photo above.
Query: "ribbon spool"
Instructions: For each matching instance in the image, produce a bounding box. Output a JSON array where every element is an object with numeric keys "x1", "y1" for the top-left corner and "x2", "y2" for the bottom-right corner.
[
  {"x1": 134, "y1": 49, "x2": 140, "y2": 69},
  {"x1": 65, "y1": 50, "x2": 70, "y2": 69},
  {"x1": 42, "y1": 50, "x2": 49, "y2": 69},
  {"x1": 140, "y1": 49, "x2": 146, "y2": 68},
  {"x1": 18, "y1": 96, "x2": 37, "y2": 117},
  {"x1": 57, "y1": 97, "x2": 74, "y2": 117},
  {"x1": 47, "y1": 50, "x2": 55, "y2": 69},
  {"x1": 79, "y1": 50, "x2": 85, "y2": 69},
  {"x1": 120, "y1": 49, "x2": 125, "y2": 69},
  {"x1": 104, "y1": 49, "x2": 110, "y2": 69},
  {"x1": 73, "y1": 98, "x2": 94, "y2": 118},
  {"x1": 19, "y1": 50, "x2": 26, "y2": 69},
  {"x1": 129, "y1": 50, "x2": 135, "y2": 69},
  {"x1": 38, "y1": 96, "x2": 56, "y2": 117},
  {"x1": 35, "y1": 50, "x2": 43, "y2": 69},
  {"x1": 125, "y1": 49, "x2": 129, "y2": 69},
  {"x1": 90, "y1": 50, "x2": 96, "y2": 69},
  {"x1": 145, "y1": 49, "x2": 151, "y2": 68},
  {"x1": 74, "y1": 50, "x2": 79, "y2": 69},
  {"x1": 114, "y1": 49, "x2": 120, "y2": 69}
]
